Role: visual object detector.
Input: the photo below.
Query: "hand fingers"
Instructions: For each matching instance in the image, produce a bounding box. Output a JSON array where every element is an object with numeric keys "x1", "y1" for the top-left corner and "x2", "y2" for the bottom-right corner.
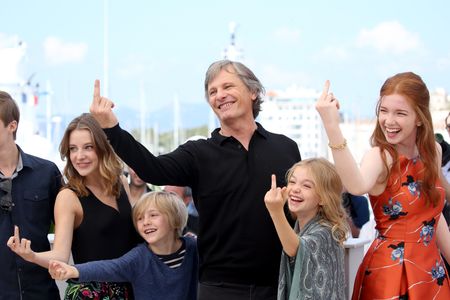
[
  {"x1": 49, "y1": 262, "x2": 64, "y2": 280},
  {"x1": 320, "y1": 80, "x2": 330, "y2": 99},
  {"x1": 6, "y1": 236, "x2": 15, "y2": 248},
  {"x1": 49, "y1": 260, "x2": 60, "y2": 270},
  {"x1": 271, "y1": 174, "x2": 277, "y2": 190},
  {"x1": 275, "y1": 187, "x2": 282, "y2": 200},
  {"x1": 281, "y1": 187, "x2": 288, "y2": 200},
  {"x1": 93, "y1": 79, "x2": 100, "y2": 102},
  {"x1": 13, "y1": 225, "x2": 20, "y2": 245},
  {"x1": 23, "y1": 238, "x2": 31, "y2": 250}
]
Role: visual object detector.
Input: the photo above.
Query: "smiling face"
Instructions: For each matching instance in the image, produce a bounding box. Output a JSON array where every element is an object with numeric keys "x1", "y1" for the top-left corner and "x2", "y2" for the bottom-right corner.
[
  {"x1": 378, "y1": 93, "x2": 419, "y2": 152},
  {"x1": 286, "y1": 166, "x2": 321, "y2": 225},
  {"x1": 136, "y1": 204, "x2": 175, "y2": 249},
  {"x1": 206, "y1": 66, "x2": 256, "y2": 126},
  {"x1": 69, "y1": 129, "x2": 99, "y2": 179}
]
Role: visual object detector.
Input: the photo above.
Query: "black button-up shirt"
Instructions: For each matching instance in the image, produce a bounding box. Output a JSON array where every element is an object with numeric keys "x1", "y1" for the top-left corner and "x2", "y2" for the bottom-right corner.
[{"x1": 105, "y1": 122, "x2": 301, "y2": 287}]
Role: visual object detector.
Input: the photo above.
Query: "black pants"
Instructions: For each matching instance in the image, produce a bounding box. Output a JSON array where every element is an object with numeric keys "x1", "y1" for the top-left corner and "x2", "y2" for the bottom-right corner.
[{"x1": 198, "y1": 282, "x2": 277, "y2": 300}]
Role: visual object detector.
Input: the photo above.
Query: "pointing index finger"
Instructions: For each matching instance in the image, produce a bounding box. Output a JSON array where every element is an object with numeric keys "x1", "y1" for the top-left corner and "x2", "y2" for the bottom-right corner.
[
  {"x1": 321, "y1": 80, "x2": 330, "y2": 99},
  {"x1": 14, "y1": 225, "x2": 20, "y2": 242},
  {"x1": 93, "y1": 80, "x2": 101, "y2": 102},
  {"x1": 271, "y1": 174, "x2": 277, "y2": 190}
]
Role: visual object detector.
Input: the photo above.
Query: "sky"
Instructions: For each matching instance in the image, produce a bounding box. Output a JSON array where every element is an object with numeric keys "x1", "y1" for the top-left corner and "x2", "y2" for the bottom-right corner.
[{"x1": 1, "y1": 0, "x2": 450, "y2": 132}]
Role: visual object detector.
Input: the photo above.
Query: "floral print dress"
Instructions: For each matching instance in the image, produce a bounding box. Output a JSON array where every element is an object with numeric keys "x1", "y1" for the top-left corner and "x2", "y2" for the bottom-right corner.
[{"x1": 352, "y1": 156, "x2": 450, "y2": 299}]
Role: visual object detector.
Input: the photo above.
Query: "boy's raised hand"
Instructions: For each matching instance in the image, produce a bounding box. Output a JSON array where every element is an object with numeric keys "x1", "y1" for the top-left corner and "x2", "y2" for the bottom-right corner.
[{"x1": 49, "y1": 260, "x2": 79, "y2": 280}]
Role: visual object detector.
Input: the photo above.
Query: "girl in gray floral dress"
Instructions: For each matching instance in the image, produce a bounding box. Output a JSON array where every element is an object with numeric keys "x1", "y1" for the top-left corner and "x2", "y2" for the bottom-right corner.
[{"x1": 264, "y1": 158, "x2": 347, "y2": 300}]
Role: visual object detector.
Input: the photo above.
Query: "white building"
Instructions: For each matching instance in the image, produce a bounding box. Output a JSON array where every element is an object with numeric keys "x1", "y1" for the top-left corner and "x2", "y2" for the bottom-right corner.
[
  {"x1": 430, "y1": 88, "x2": 450, "y2": 139},
  {"x1": 258, "y1": 85, "x2": 327, "y2": 159},
  {"x1": 259, "y1": 85, "x2": 374, "y2": 162},
  {"x1": 0, "y1": 37, "x2": 63, "y2": 168}
]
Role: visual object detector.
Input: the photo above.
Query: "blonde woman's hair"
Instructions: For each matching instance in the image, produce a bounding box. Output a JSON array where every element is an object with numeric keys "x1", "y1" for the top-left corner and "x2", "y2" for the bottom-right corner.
[
  {"x1": 286, "y1": 158, "x2": 349, "y2": 245},
  {"x1": 132, "y1": 191, "x2": 188, "y2": 238}
]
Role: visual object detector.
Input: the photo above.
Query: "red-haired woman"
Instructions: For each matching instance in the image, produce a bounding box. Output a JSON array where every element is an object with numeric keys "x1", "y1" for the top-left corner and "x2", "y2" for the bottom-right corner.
[{"x1": 316, "y1": 72, "x2": 450, "y2": 299}]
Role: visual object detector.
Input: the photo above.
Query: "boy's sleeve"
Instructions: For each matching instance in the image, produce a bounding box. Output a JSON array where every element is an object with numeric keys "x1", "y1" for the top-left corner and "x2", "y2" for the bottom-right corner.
[{"x1": 76, "y1": 246, "x2": 141, "y2": 283}]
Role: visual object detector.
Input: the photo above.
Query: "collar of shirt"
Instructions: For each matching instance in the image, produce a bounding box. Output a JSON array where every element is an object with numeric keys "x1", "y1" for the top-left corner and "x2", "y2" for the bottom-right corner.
[
  {"x1": 0, "y1": 146, "x2": 23, "y2": 180},
  {"x1": 211, "y1": 122, "x2": 269, "y2": 146}
]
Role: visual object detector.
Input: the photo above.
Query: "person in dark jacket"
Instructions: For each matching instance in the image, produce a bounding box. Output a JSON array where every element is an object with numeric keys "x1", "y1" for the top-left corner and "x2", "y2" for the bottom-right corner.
[
  {"x1": 342, "y1": 191, "x2": 370, "y2": 238},
  {"x1": 0, "y1": 90, "x2": 62, "y2": 299}
]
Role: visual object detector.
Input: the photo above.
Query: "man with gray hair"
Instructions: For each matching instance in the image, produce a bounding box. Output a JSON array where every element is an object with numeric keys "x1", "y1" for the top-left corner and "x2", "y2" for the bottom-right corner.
[{"x1": 90, "y1": 60, "x2": 301, "y2": 300}]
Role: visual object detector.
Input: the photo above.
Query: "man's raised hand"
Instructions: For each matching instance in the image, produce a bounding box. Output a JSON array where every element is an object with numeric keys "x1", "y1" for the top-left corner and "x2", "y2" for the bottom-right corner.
[{"x1": 89, "y1": 79, "x2": 119, "y2": 128}]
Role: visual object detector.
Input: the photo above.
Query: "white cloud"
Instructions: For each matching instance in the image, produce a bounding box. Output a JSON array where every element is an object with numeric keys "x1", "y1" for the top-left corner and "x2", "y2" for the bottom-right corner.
[
  {"x1": 273, "y1": 26, "x2": 301, "y2": 43},
  {"x1": 0, "y1": 33, "x2": 21, "y2": 48},
  {"x1": 43, "y1": 36, "x2": 87, "y2": 65},
  {"x1": 316, "y1": 45, "x2": 349, "y2": 61},
  {"x1": 356, "y1": 21, "x2": 421, "y2": 54}
]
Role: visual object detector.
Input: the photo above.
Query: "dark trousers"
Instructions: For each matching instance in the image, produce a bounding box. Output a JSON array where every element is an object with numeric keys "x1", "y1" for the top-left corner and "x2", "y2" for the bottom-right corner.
[{"x1": 198, "y1": 282, "x2": 277, "y2": 300}]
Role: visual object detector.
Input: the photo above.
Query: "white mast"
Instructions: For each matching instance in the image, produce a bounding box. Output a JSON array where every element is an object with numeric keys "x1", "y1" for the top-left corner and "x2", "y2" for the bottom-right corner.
[
  {"x1": 222, "y1": 21, "x2": 244, "y2": 62},
  {"x1": 103, "y1": 0, "x2": 109, "y2": 97},
  {"x1": 153, "y1": 122, "x2": 159, "y2": 154},
  {"x1": 208, "y1": 22, "x2": 245, "y2": 135},
  {"x1": 45, "y1": 80, "x2": 53, "y2": 142}
]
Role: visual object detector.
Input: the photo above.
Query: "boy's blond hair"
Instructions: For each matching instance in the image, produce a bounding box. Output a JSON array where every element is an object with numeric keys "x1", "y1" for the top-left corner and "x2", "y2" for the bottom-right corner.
[{"x1": 132, "y1": 191, "x2": 188, "y2": 237}]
